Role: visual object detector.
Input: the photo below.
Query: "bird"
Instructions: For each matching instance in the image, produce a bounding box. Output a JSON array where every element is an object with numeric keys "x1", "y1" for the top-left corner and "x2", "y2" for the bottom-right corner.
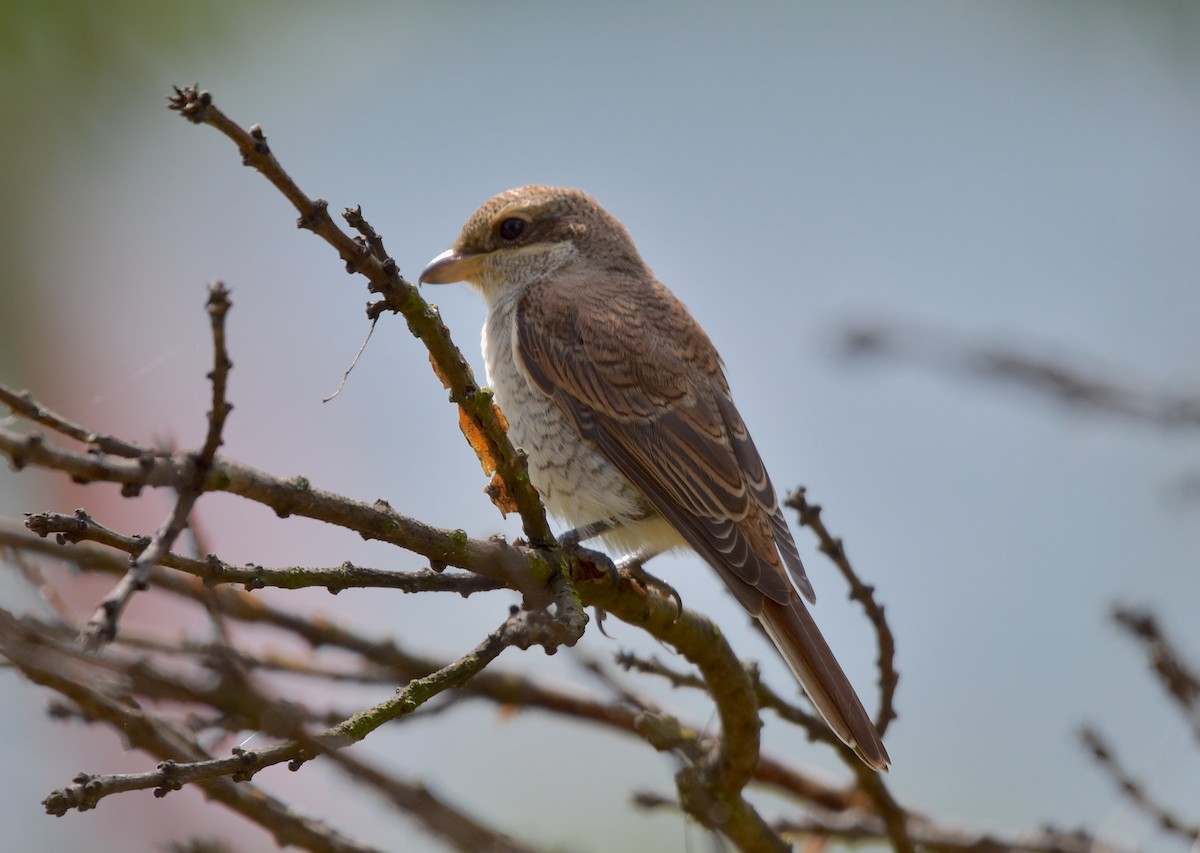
[{"x1": 419, "y1": 185, "x2": 889, "y2": 770}]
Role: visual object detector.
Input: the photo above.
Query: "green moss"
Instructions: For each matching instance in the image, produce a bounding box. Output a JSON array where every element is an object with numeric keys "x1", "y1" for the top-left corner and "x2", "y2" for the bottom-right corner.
[
  {"x1": 526, "y1": 550, "x2": 554, "y2": 584},
  {"x1": 446, "y1": 528, "x2": 470, "y2": 561}
]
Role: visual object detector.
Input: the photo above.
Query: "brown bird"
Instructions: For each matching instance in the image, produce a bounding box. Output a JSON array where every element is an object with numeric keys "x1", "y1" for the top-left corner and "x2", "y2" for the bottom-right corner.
[{"x1": 420, "y1": 186, "x2": 889, "y2": 770}]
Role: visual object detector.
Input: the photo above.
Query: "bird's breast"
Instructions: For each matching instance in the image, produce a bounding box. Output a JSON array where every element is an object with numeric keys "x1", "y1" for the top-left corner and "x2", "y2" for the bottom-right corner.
[{"x1": 481, "y1": 299, "x2": 684, "y2": 557}]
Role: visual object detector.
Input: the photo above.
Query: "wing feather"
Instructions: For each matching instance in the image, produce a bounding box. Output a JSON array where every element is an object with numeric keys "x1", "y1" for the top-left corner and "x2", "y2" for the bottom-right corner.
[
  {"x1": 515, "y1": 274, "x2": 801, "y2": 607},
  {"x1": 514, "y1": 271, "x2": 887, "y2": 769}
]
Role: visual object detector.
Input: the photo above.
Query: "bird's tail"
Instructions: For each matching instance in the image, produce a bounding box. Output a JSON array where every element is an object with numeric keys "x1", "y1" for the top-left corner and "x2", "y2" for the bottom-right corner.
[{"x1": 758, "y1": 596, "x2": 890, "y2": 771}]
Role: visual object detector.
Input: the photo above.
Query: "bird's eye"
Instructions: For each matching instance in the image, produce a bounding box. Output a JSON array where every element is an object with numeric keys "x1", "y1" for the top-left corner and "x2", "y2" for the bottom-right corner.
[{"x1": 497, "y1": 217, "x2": 527, "y2": 242}]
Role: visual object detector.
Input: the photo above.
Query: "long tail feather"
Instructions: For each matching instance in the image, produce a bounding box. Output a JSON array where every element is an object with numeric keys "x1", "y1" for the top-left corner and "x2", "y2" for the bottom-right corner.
[{"x1": 759, "y1": 596, "x2": 890, "y2": 771}]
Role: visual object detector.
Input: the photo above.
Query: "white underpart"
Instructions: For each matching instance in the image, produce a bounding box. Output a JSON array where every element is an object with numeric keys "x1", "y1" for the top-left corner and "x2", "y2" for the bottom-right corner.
[{"x1": 479, "y1": 260, "x2": 687, "y2": 559}]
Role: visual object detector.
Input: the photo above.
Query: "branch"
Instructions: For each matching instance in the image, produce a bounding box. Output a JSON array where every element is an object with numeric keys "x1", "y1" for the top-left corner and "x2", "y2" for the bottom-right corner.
[
  {"x1": 23, "y1": 508, "x2": 783, "y2": 848},
  {"x1": 317, "y1": 748, "x2": 544, "y2": 853},
  {"x1": 26, "y1": 509, "x2": 505, "y2": 596},
  {"x1": 579, "y1": 567, "x2": 787, "y2": 850},
  {"x1": 1, "y1": 407, "x2": 543, "y2": 592},
  {"x1": 41, "y1": 606, "x2": 531, "y2": 811},
  {"x1": 0, "y1": 386, "x2": 150, "y2": 458},
  {"x1": 1079, "y1": 726, "x2": 1199, "y2": 843},
  {"x1": 777, "y1": 811, "x2": 1130, "y2": 853},
  {"x1": 166, "y1": 84, "x2": 554, "y2": 549},
  {"x1": 0, "y1": 609, "x2": 382, "y2": 852},
  {"x1": 4, "y1": 83, "x2": 911, "y2": 852},
  {"x1": 843, "y1": 323, "x2": 1200, "y2": 432},
  {"x1": 8, "y1": 517, "x2": 878, "y2": 818},
  {"x1": 785, "y1": 488, "x2": 899, "y2": 735},
  {"x1": 78, "y1": 284, "x2": 235, "y2": 649},
  {"x1": 1111, "y1": 606, "x2": 1200, "y2": 743}
]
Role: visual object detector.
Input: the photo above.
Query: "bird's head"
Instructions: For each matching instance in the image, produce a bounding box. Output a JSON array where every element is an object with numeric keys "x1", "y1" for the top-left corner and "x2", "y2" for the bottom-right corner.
[{"x1": 419, "y1": 186, "x2": 645, "y2": 301}]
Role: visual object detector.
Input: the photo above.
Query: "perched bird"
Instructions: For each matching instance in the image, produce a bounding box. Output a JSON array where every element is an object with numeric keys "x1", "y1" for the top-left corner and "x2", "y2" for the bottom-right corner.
[{"x1": 420, "y1": 186, "x2": 889, "y2": 770}]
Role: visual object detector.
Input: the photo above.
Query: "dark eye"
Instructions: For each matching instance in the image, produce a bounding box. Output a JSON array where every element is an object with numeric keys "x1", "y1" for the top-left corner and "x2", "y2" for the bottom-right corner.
[{"x1": 497, "y1": 217, "x2": 527, "y2": 242}]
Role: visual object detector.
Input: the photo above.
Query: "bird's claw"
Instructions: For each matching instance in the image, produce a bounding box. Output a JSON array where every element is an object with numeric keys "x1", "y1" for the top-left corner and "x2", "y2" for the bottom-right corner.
[
  {"x1": 563, "y1": 543, "x2": 620, "y2": 586},
  {"x1": 592, "y1": 607, "x2": 612, "y2": 638},
  {"x1": 617, "y1": 557, "x2": 683, "y2": 619}
]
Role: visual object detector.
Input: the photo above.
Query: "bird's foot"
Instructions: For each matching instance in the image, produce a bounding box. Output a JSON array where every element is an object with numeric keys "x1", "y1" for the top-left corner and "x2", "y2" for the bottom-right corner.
[
  {"x1": 562, "y1": 543, "x2": 620, "y2": 586},
  {"x1": 617, "y1": 556, "x2": 682, "y2": 619},
  {"x1": 558, "y1": 518, "x2": 616, "y2": 549},
  {"x1": 592, "y1": 607, "x2": 613, "y2": 638}
]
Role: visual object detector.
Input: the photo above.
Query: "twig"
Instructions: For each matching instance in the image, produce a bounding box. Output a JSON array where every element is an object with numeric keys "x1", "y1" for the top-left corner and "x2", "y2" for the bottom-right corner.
[
  {"x1": 842, "y1": 322, "x2": 1200, "y2": 432},
  {"x1": 1111, "y1": 606, "x2": 1200, "y2": 743},
  {"x1": 578, "y1": 653, "x2": 662, "y2": 714},
  {"x1": 318, "y1": 747, "x2": 544, "y2": 853},
  {"x1": 580, "y1": 564, "x2": 787, "y2": 851},
  {"x1": 0, "y1": 407, "x2": 545, "y2": 593},
  {"x1": 343, "y1": 205, "x2": 392, "y2": 265},
  {"x1": 0, "y1": 609, "x2": 382, "y2": 852},
  {"x1": 850, "y1": 763, "x2": 914, "y2": 853},
  {"x1": 43, "y1": 606, "x2": 536, "y2": 815},
  {"x1": 3, "y1": 520, "x2": 865, "y2": 812},
  {"x1": 784, "y1": 488, "x2": 911, "y2": 850},
  {"x1": 614, "y1": 650, "x2": 706, "y2": 691},
  {"x1": 0, "y1": 385, "x2": 150, "y2": 458},
  {"x1": 1079, "y1": 726, "x2": 1200, "y2": 843},
  {"x1": 166, "y1": 84, "x2": 555, "y2": 549},
  {"x1": 785, "y1": 487, "x2": 899, "y2": 734},
  {"x1": 777, "y1": 811, "x2": 1130, "y2": 853},
  {"x1": 78, "y1": 284, "x2": 234, "y2": 650},
  {"x1": 27, "y1": 509, "x2": 505, "y2": 596}
]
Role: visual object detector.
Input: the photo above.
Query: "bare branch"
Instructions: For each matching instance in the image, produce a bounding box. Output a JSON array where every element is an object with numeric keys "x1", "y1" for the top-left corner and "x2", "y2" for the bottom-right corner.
[
  {"x1": 166, "y1": 84, "x2": 555, "y2": 549},
  {"x1": 0, "y1": 385, "x2": 150, "y2": 458},
  {"x1": 26, "y1": 509, "x2": 505, "y2": 596},
  {"x1": 40, "y1": 606, "x2": 531, "y2": 812},
  {"x1": 1, "y1": 407, "x2": 542, "y2": 592},
  {"x1": 78, "y1": 284, "x2": 235, "y2": 650},
  {"x1": 777, "y1": 811, "x2": 1130, "y2": 853},
  {"x1": 1079, "y1": 726, "x2": 1200, "y2": 843},
  {"x1": 318, "y1": 748, "x2": 544, "y2": 853},
  {"x1": 0, "y1": 609, "x2": 382, "y2": 852},
  {"x1": 843, "y1": 323, "x2": 1200, "y2": 432},
  {"x1": 1111, "y1": 606, "x2": 1200, "y2": 743},
  {"x1": 785, "y1": 488, "x2": 899, "y2": 735}
]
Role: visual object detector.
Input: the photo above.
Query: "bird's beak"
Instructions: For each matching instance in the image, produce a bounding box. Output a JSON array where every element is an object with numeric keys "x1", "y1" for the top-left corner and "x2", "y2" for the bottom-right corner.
[{"x1": 418, "y1": 248, "x2": 487, "y2": 285}]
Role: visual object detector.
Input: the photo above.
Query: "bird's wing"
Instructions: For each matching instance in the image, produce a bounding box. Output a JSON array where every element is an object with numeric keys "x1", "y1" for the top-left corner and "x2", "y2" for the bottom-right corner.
[
  {"x1": 516, "y1": 273, "x2": 889, "y2": 770},
  {"x1": 514, "y1": 274, "x2": 814, "y2": 607}
]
